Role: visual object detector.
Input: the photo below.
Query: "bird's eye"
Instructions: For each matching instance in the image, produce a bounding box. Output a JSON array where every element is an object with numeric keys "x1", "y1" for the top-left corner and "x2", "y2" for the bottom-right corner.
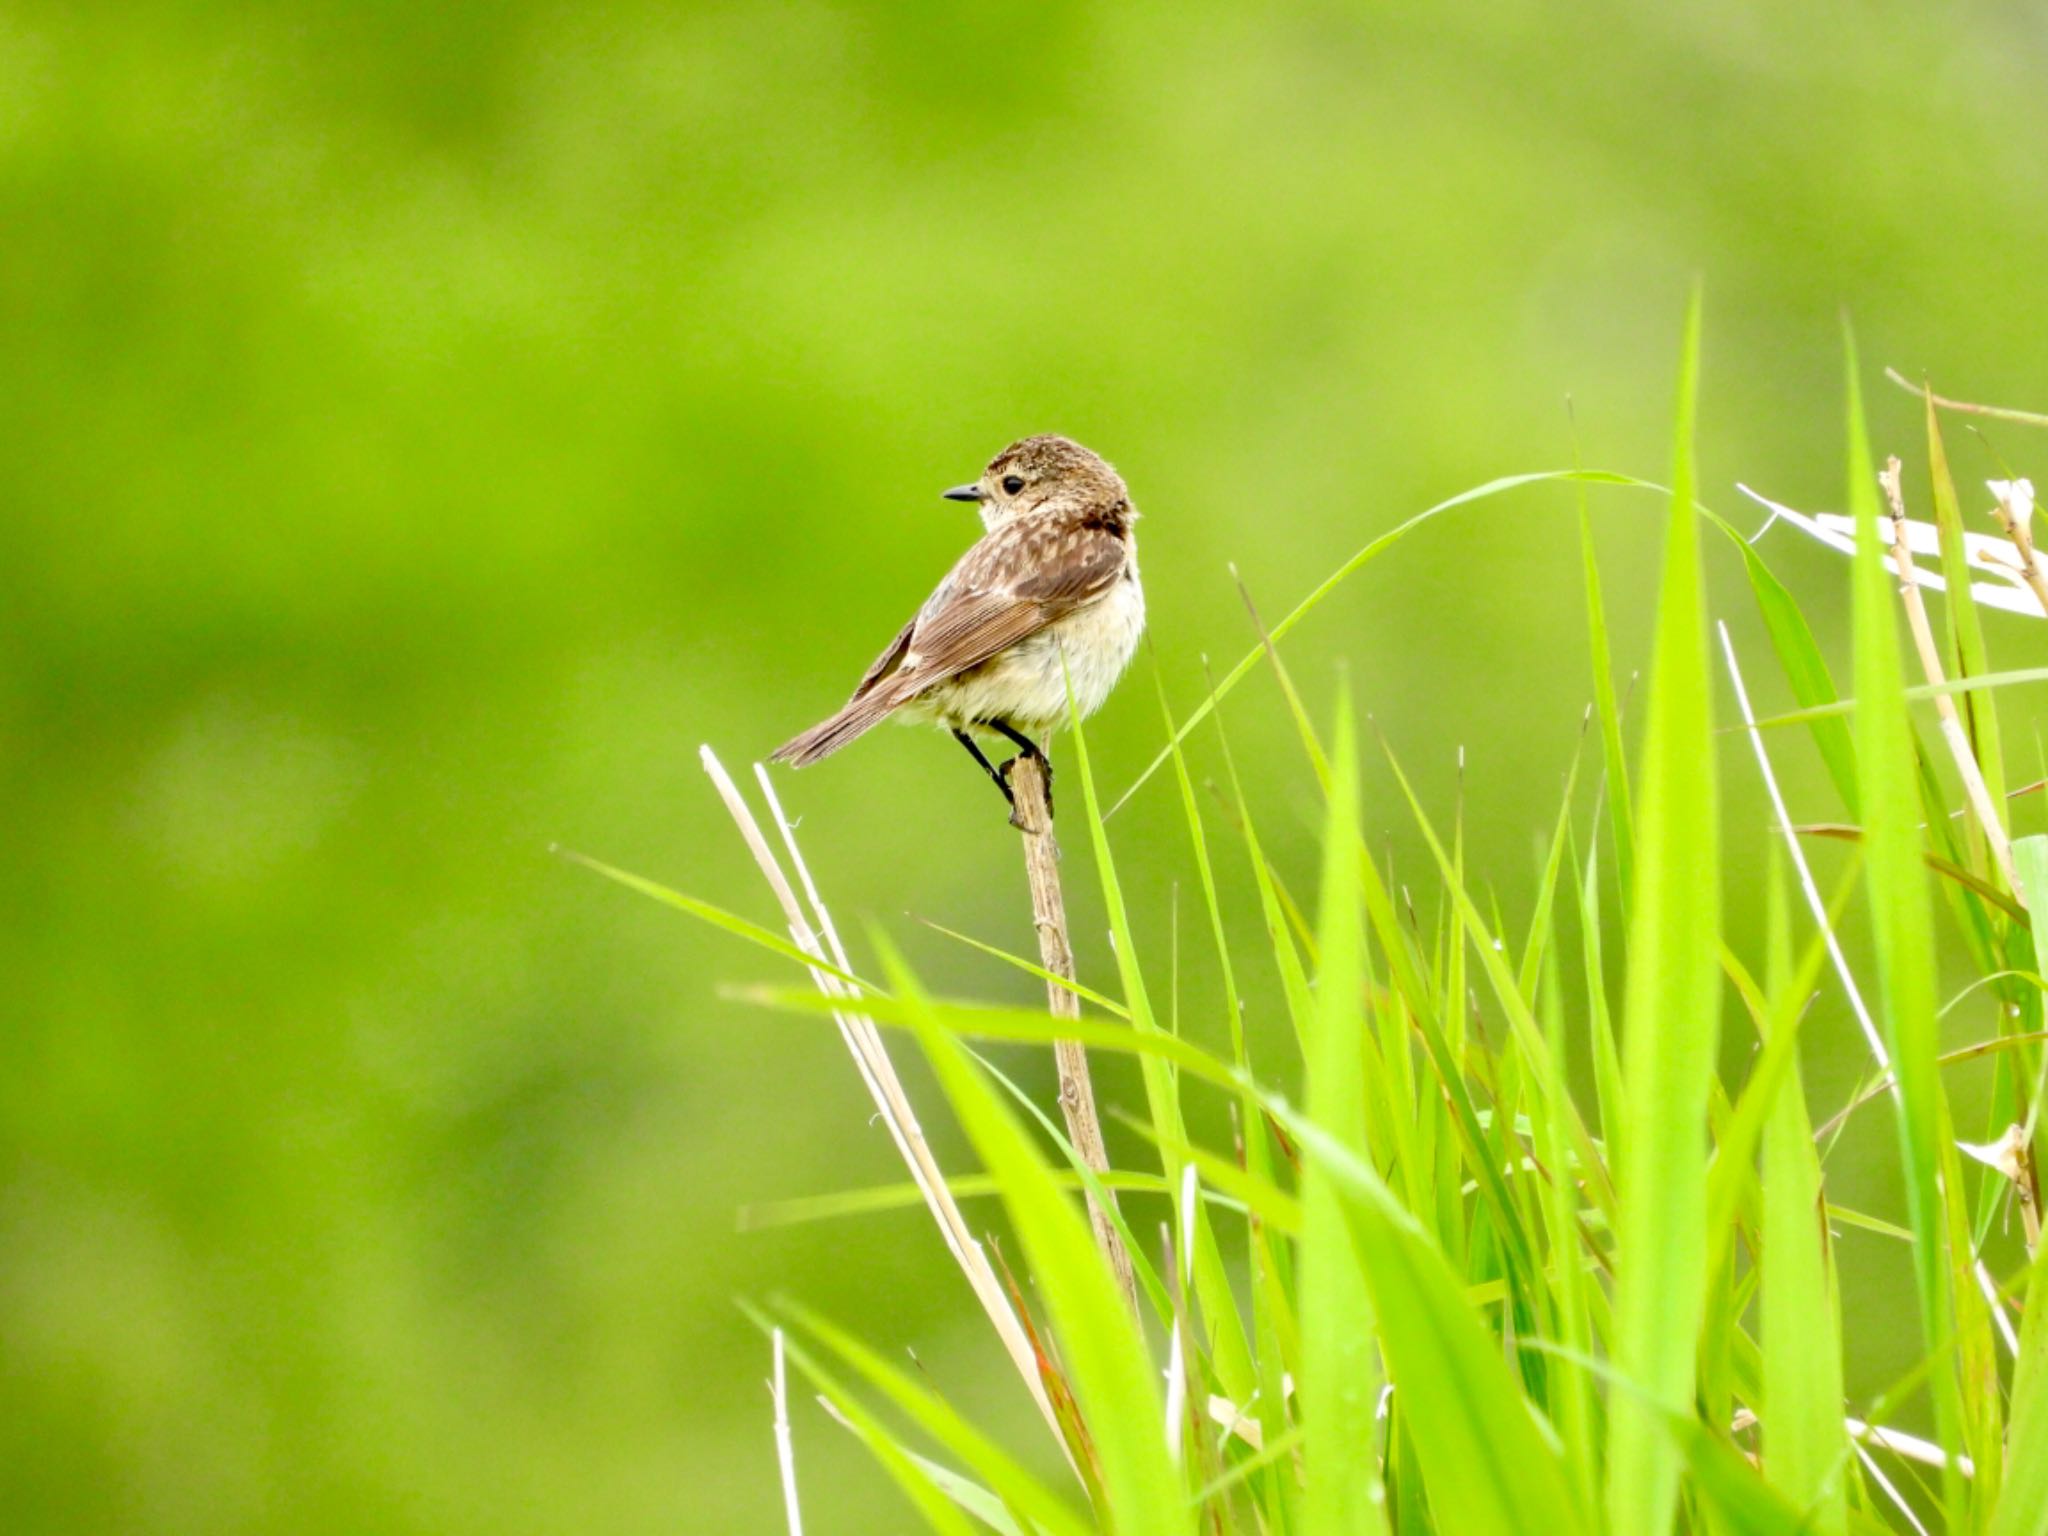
[{"x1": 1001, "y1": 474, "x2": 1025, "y2": 495}]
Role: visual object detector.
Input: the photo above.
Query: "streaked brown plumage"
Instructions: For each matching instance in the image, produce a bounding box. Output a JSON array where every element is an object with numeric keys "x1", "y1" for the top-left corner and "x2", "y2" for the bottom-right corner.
[{"x1": 771, "y1": 435, "x2": 1145, "y2": 806}]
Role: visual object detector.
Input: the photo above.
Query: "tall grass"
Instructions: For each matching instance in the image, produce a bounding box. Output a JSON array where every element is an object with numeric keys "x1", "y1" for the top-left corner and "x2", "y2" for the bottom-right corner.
[{"x1": 583, "y1": 325, "x2": 2048, "y2": 1533}]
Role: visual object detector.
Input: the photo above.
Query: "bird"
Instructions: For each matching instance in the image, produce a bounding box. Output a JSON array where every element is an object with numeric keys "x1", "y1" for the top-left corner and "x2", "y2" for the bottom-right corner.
[{"x1": 771, "y1": 434, "x2": 1145, "y2": 821}]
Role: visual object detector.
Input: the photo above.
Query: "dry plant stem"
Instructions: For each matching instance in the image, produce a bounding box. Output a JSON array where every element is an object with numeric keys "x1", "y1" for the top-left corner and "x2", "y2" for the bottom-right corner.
[
  {"x1": 1973, "y1": 1261, "x2": 2022, "y2": 1358},
  {"x1": 1879, "y1": 460, "x2": 2020, "y2": 896},
  {"x1": 1008, "y1": 751, "x2": 1140, "y2": 1316},
  {"x1": 771, "y1": 1329, "x2": 804, "y2": 1536},
  {"x1": 1855, "y1": 1441, "x2": 1934, "y2": 1536},
  {"x1": 1847, "y1": 1417, "x2": 1976, "y2": 1479},
  {"x1": 1717, "y1": 623, "x2": 1889, "y2": 1074},
  {"x1": 1984, "y1": 484, "x2": 2048, "y2": 617},
  {"x1": 702, "y1": 749, "x2": 1070, "y2": 1460},
  {"x1": 1884, "y1": 367, "x2": 2048, "y2": 431}
]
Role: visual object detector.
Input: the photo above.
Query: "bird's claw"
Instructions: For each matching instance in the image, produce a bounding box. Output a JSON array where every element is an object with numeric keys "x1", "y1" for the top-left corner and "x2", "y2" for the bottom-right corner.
[
  {"x1": 999, "y1": 755, "x2": 1054, "y2": 828},
  {"x1": 999, "y1": 757, "x2": 1023, "y2": 828}
]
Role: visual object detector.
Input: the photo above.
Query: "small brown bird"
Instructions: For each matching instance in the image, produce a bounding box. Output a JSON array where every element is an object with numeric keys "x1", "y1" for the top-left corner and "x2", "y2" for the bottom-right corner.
[{"x1": 771, "y1": 434, "x2": 1145, "y2": 815}]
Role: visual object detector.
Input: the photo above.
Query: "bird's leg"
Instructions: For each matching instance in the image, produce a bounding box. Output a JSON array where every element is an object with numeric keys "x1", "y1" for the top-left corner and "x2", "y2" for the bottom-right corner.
[
  {"x1": 951, "y1": 728, "x2": 1015, "y2": 809},
  {"x1": 988, "y1": 719, "x2": 1053, "y2": 818}
]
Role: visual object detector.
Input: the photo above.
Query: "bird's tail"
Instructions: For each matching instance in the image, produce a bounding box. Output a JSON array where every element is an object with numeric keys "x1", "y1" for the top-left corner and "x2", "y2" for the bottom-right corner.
[{"x1": 770, "y1": 692, "x2": 902, "y2": 767}]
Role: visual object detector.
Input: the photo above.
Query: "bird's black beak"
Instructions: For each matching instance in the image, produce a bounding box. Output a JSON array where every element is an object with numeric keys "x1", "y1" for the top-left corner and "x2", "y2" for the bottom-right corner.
[{"x1": 941, "y1": 484, "x2": 985, "y2": 503}]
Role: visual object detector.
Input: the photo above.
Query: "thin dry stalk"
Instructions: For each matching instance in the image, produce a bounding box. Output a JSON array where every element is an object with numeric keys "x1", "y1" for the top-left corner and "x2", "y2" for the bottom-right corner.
[
  {"x1": 771, "y1": 1329, "x2": 804, "y2": 1536},
  {"x1": 1884, "y1": 367, "x2": 2048, "y2": 431},
  {"x1": 1716, "y1": 623, "x2": 1889, "y2": 1072},
  {"x1": 1854, "y1": 1440, "x2": 1933, "y2": 1536},
  {"x1": 1161, "y1": 1165, "x2": 1198, "y2": 1463},
  {"x1": 1973, "y1": 1260, "x2": 2022, "y2": 1358},
  {"x1": 1847, "y1": 1417, "x2": 1976, "y2": 1478},
  {"x1": 1983, "y1": 480, "x2": 2048, "y2": 616},
  {"x1": 1008, "y1": 752, "x2": 1140, "y2": 1315},
  {"x1": 703, "y1": 748, "x2": 1069, "y2": 1458},
  {"x1": 1878, "y1": 459, "x2": 2019, "y2": 896}
]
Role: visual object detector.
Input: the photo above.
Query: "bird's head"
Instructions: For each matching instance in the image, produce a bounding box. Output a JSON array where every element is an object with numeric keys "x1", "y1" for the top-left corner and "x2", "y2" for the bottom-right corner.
[{"x1": 942, "y1": 434, "x2": 1130, "y2": 527}]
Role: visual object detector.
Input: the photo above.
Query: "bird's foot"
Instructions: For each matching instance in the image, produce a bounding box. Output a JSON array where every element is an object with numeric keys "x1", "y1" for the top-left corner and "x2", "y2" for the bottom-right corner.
[
  {"x1": 999, "y1": 754, "x2": 1054, "y2": 829},
  {"x1": 999, "y1": 757, "x2": 1026, "y2": 829}
]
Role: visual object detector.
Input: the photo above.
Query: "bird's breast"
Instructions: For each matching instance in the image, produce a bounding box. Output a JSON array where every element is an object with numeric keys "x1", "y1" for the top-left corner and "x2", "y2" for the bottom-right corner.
[
  {"x1": 1031, "y1": 562, "x2": 1146, "y2": 722},
  {"x1": 910, "y1": 552, "x2": 1144, "y2": 733}
]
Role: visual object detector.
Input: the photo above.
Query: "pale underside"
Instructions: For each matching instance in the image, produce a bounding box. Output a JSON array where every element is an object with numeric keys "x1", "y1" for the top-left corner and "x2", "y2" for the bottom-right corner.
[{"x1": 895, "y1": 567, "x2": 1147, "y2": 737}]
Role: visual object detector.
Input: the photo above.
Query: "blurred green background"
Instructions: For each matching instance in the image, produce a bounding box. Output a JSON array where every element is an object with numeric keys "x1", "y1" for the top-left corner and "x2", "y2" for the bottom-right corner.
[{"x1": 8, "y1": 2, "x2": 2048, "y2": 1529}]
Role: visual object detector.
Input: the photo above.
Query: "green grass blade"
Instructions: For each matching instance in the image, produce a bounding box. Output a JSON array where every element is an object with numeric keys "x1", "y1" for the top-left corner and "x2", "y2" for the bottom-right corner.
[
  {"x1": 1298, "y1": 692, "x2": 1393, "y2": 1536},
  {"x1": 1924, "y1": 390, "x2": 2007, "y2": 830},
  {"x1": 1992, "y1": 1243, "x2": 2048, "y2": 1536},
  {"x1": 878, "y1": 938, "x2": 1187, "y2": 1536},
  {"x1": 774, "y1": 1331, "x2": 985, "y2": 1536},
  {"x1": 1733, "y1": 540, "x2": 1861, "y2": 817},
  {"x1": 1153, "y1": 666, "x2": 1247, "y2": 1067},
  {"x1": 1580, "y1": 477, "x2": 1636, "y2": 901},
  {"x1": 1154, "y1": 669, "x2": 1262, "y2": 1398},
  {"x1": 1367, "y1": 747, "x2": 1557, "y2": 1275},
  {"x1": 915, "y1": 916, "x2": 1133, "y2": 1018},
  {"x1": 1939, "y1": 1129, "x2": 2005, "y2": 1506},
  {"x1": 739, "y1": 1169, "x2": 1173, "y2": 1231},
  {"x1": 1538, "y1": 913, "x2": 1601, "y2": 1520},
  {"x1": 1276, "y1": 1104, "x2": 1587, "y2": 1535},
  {"x1": 973, "y1": 1049, "x2": 1174, "y2": 1324},
  {"x1": 769, "y1": 1301, "x2": 1094, "y2": 1536},
  {"x1": 560, "y1": 847, "x2": 872, "y2": 991},
  {"x1": 1198, "y1": 681, "x2": 1314, "y2": 1470},
  {"x1": 1114, "y1": 1113, "x2": 1304, "y2": 1234},
  {"x1": 1208, "y1": 685, "x2": 1318, "y2": 1050},
  {"x1": 1064, "y1": 682, "x2": 1180, "y2": 1149},
  {"x1": 1073, "y1": 671, "x2": 1245, "y2": 1392},
  {"x1": 1067, "y1": 672, "x2": 1250, "y2": 1400},
  {"x1": 1989, "y1": 834, "x2": 2048, "y2": 1536},
  {"x1": 1748, "y1": 665, "x2": 2048, "y2": 731},
  {"x1": 1231, "y1": 567, "x2": 1332, "y2": 796},
  {"x1": 1605, "y1": 289, "x2": 1722, "y2": 1536},
  {"x1": 1109, "y1": 468, "x2": 1656, "y2": 817},
  {"x1": 1673, "y1": 1414, "x2": 1833, "y2": 1536},
  {"x1": 727, "y1": 984, "x2": 1243, "y2": 1091},
  {"x1": 1704, "y1": 937, "x2": 1828, "y2": 1284},
  {"x1": 886, "y1": 1454, "x2": 1028, "y2": 1536},
  {"x1": 1843, "y1": 328, "x2": 1968, "y2": 1524},
  {"x1": 1758, "y1": 855, "x2": 1849, "y2": 1532},
  {"x1": 2022, "y1": 831, "x2": 2048, "y2": 1203},
  {"x1": 1577, "y1": 829, "x2": 1628, "y2": 1166}
]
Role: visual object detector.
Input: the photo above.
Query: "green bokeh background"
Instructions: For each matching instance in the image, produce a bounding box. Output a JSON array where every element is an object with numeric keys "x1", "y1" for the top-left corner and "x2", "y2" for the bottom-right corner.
[{"x1": 9, "y1": 3, "x2": 2048, "y2": 1529}]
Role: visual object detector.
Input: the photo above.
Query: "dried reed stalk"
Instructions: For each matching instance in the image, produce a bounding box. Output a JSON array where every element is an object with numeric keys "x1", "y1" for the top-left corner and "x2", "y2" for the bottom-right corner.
[
  {"x1": 770, "y1": 1329, "x2": 804, "y2": 1536},
  {"x1": 1884, "y1": 367, "x2": 2048, "y2": 431},
  {"x1": 1007, "y1": 752, "x2": 1140, "y2": 1315},
  {"x1": 1878, "y1": 459, "x2": 2019, "y2": 896},
  {"x1": 1983, "y1": 480, "x2": 2048, "y2": 617},
  {"x1": 1718, "y1": 623, "x2": 1888, "y2": 1073},
  {"x1": 702, "y1": 748, "x2": 1070, "y2": 1460}
]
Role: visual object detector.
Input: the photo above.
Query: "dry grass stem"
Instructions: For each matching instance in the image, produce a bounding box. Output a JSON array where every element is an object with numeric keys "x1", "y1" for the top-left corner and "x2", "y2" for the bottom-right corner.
[
  {"x1": 1971, "y1": 1261, "x2": 2022, "y2": 1358},
  {"x1": 1878, "y1": 459, "x2": 2019, "y2": 896},
  {"x1": 1884, "y1": 367, "x2": 2048, "y2": 431},
  {"x1": 1847, "y1": 1417, "x2": 1976, "y2": 1478},
  {"x1": 1854, "y1": 1439, "x2": 1934, "y2": 1536},
  {"x1": 1008, "y1": 751, "x2": 1141, "y2": 1315},
  {"x1": 1716, "y1": 623, "x2": 1889, "y2": 1072},
  {"x1": 1982, "y1": 480, "x2": 2048, "y2": 616},
  {"x1": 703, "y1": 747, "x2": 1069, "y2": 1455},
  {"x1": 771, "y1": 1328, "x2": 804, "y2": 1536},
  {"x1": 1161, "y1": 1165, "x2": 1199, "y2": 1463},
  {"x1": 1813, "y1": 1030, "x2": 2048, "y2": 1144}
]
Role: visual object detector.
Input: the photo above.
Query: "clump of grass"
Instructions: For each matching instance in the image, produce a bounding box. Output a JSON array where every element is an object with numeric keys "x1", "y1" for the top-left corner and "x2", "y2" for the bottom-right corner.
[{"x1": 579, "y1": 313, "x2": 2048, "y2": 1534}]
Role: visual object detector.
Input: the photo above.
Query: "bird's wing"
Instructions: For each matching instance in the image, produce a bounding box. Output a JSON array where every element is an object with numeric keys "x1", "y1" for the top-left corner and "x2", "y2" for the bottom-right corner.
[
  {"x1": 847, "y1": 616, "x2": 916, "y2": 701},
  {"x1": 889, "y1": 515, "x2": 1127, "y2": 691}
]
